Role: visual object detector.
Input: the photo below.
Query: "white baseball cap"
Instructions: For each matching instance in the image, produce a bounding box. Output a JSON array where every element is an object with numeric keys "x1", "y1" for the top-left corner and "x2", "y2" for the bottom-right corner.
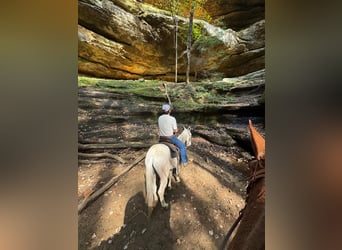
[{"x1": 162, "y1": 104, "x2": 171, "y2": 112}]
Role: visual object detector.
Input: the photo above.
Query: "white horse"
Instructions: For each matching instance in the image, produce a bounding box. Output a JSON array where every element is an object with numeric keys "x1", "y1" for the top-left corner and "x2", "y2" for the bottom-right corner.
[{"x1": 145, "y1": 127, "x2": 192, "y2": 217}]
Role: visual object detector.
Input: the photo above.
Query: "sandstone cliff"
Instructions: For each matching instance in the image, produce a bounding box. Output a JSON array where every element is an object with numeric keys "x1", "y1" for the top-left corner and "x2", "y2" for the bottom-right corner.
[{"x1": 78, "y1": 0, "x2": 264, "y2": 80}]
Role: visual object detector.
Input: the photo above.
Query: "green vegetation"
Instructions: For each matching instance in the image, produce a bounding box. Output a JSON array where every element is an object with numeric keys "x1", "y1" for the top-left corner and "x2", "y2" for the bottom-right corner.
[
  {"x1": 78, "y1": 77, "x2": 162, "y2": 97},
  {"x1": 145, "y1": 0, "x2": 211, "y2": 21},
  {"x1": 194, "y1": 33, "x2": 222, "y2": 52},
  {"x1": 192, "y1": 22, "x2": 204, "y2": 42},
  {"x1": 78, "y1": 76, "x2": 241, "y2": 111},
  {"x1": 177, "y1": 22, "x2": 204, "y2": 45}
]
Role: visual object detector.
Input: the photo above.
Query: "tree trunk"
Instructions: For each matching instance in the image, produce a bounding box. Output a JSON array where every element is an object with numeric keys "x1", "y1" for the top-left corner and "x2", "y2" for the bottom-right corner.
[
  {"x1": 174, "y1": 15, "x2": 178, "y2": 83},
  {"x1": 186, "y1": 0, "x2": 195, "y2": 84}
]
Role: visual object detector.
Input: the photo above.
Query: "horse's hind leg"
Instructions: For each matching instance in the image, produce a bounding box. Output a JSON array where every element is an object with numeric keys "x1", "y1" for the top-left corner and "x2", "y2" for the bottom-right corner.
[
  {"x1": 158, "y1": 177, "x2": 169, "y2": 209},
  {"x1": 168, "y1": 170, "x2": 172, "y2": 189},
  {"x1": 152, "y1": 172, "x2": 158, "y2": 202},
  {"x1": 174, "y1": 170, "x2": 180, "y2": 183},
  {"x1": 171, "y1": 158, "x2": 181, "y2": 183}
]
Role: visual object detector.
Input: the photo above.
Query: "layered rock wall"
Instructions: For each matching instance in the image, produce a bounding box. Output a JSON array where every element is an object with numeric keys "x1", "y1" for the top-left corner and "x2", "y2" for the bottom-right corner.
[{"x1": 78, "y1": 0, "x2": 264, "y2": 80}]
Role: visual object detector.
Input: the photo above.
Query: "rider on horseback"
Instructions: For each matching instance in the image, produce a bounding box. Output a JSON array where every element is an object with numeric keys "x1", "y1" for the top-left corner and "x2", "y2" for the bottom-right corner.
[{"x1": 158, "y1": 104, "x2": 188, "y2": 166}]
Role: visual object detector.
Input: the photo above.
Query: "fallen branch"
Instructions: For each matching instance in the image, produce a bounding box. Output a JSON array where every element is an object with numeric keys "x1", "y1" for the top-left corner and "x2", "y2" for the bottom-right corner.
[
  {"x1": 78, "y1": 152, "x2": 146, "y2": 214},
  {"x1": 78, "y1": 152, "x2": 126, "y2": 164},
  {"x1": 78, "y1": 142, "x2": 150, "y2": 150},
  {"x1": 78, "y1": 159, "x2": 107, "y2": 165}
]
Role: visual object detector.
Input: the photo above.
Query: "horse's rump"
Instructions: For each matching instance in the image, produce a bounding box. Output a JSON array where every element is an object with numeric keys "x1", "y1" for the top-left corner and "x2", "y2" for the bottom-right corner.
[
  {"x1": 145, "y1": 127, "x2": 192, "y2": 217},
  {"x1": 145, "y1": 144, "x2": 174, "y2": 216}
]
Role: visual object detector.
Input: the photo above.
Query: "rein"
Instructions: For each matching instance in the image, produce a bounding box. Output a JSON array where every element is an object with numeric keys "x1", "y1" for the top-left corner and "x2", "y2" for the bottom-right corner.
[
  {"x1": 221, "y1": 159, "x2": 265, "y2": 250},
  {"x1": 221, "y1": 209, "x2": 244, "y2": 250},
  {"x1": 247, "y1": 159, "x2": 265, "y2": 203}
]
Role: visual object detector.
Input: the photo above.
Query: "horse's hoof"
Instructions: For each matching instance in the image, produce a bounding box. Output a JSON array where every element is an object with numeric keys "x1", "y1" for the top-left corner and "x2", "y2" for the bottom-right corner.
[{"x1": 161, "y1": 202, "x2": 169, "y2": 209}]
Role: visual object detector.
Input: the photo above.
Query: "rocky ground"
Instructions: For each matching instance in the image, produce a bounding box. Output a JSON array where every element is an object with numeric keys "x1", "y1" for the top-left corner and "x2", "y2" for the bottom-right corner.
[
  {"x1": 78, "y1": 135, "x2": 254, "y2": 250},
  {"x1": 78, "y1": 80, "x2": 265, "y2": 249}
]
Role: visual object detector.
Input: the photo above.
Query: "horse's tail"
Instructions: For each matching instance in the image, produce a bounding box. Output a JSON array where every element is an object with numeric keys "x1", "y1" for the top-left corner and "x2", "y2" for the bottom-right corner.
[{"x1": 145, "y1": 154, "x2": 157, "y2": 217}]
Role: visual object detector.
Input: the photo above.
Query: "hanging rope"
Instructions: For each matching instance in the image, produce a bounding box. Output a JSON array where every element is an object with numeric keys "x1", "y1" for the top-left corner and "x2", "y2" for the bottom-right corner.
[{"x1": 163, "y1": 82, "x2": 172, "y2": 105}]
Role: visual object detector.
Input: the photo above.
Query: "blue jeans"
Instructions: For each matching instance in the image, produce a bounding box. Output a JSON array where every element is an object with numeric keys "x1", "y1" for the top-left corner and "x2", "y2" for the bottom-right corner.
[{"x1": 170, "y1": 135, "x2": 188, "y2": 164}]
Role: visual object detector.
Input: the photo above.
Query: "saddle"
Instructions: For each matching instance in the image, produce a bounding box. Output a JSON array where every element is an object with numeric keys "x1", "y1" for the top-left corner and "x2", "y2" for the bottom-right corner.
[{"x1": 159, "y1": 137, "x2": 179, "y2": 159}]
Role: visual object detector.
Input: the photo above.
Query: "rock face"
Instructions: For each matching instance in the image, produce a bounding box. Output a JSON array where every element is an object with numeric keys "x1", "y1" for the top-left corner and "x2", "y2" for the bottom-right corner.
[
  {"x1": 204, "y1": 0, "x2": 265, "y2": 31},
  {"x1": 78, "y1": 0, "x2": 264, "y2": 80}
]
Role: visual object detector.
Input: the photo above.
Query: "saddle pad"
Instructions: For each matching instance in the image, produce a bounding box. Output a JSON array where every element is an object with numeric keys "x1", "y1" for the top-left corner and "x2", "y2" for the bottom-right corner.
[{"x1": 159, "y1": 141, "x2": 179, "y2": 158}]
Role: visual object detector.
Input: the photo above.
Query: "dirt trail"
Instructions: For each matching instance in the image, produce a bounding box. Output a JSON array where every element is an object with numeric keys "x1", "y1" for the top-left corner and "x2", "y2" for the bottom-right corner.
[{"x1": 78, "y1": 137, "x2": 249, "y2": 250}]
